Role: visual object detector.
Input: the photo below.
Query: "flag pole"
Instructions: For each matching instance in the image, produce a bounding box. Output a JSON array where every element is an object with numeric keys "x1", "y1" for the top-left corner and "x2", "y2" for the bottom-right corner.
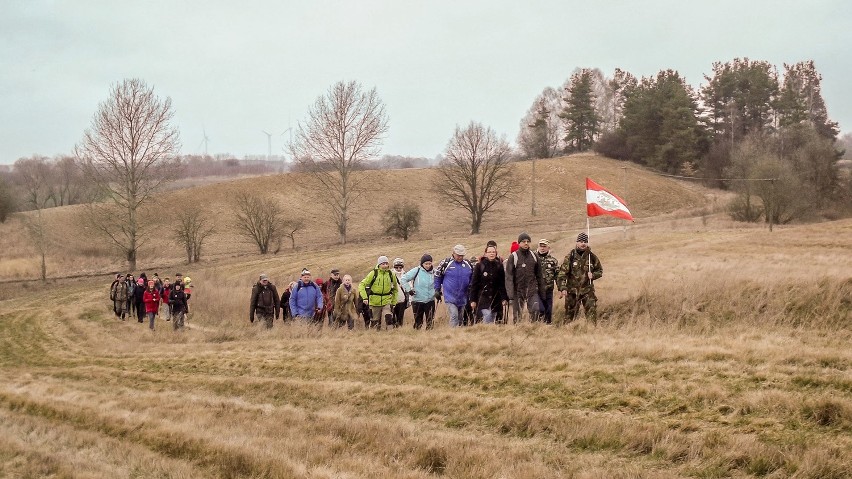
[{"x1": 586, "y1": 217, "x2": 591, "y2": 286}]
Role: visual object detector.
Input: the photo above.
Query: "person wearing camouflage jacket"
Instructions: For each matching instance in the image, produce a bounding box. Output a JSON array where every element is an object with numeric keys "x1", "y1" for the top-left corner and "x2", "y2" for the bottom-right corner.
[
  {"x1": 536, "y1": 239, "x2": 559, "y2": 324},
  {"x1": 556, "y1": 232, "x2": 603, "y2": 324}
]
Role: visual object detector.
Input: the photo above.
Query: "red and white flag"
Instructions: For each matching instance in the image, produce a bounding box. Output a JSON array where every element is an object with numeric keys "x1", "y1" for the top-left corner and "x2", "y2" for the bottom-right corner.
[{"x1": 586, "y1": 177, "x2": 634, "y2": 221}]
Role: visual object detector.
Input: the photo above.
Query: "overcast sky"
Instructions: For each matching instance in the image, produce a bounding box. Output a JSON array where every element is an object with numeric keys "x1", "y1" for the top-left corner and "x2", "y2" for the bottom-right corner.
[{"x1": 1, "y1": 0, "x2": 850, "y2": 164}]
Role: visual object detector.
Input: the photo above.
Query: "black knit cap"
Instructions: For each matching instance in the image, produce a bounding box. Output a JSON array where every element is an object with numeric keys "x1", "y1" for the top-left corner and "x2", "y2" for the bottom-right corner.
[
  {"x1": 420, "y1": 253, "x2": 432, "y2": 265},
  {"x1": 518, "y1": 232, "x2": 531, "y2": 242}
]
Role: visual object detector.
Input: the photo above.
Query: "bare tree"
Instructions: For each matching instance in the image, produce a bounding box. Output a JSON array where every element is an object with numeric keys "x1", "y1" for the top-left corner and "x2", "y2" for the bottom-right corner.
[
  {"x1": 175, "y1": 209, "x2": 215, "y2": 263},
  {"x1": 437, "y1": 122, "x2": 518, "y2": 234},
  {"x1": 289, "y1": 80, "x2": 389, "y2": 244},
  {"x1": 52, "y1": 156, "x2": 91, "y2": 206},
  {"x1": 281, "y1": 218, "x2": 305, "y2": 250},
  {"x1": 517, "y1": 87, "x2": 562, "y2": 159},
  {"x1": 232, "y1": 192, "x2": 288, "y2": 254},
  {"x1": 13, "y1": 156, "x2": 54, "y2": 209},
  {"x1": 22, "y1": 210, "x2": 50, "y2": 282},
  {"x1": 75, "y1": 78, "x2": 181, "y2": 271},
  {"x1": 0, "y1": 175, "x2": 15, "y2": 222},
  {"x1": 384, "y1": 201, "x2": 421, "y2": 240}
]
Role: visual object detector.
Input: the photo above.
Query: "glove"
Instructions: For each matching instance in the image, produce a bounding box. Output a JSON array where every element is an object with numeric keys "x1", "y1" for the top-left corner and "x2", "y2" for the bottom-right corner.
[
  {"x1": 249, "y1": 316, "x2": 254, "y2": 323},
  {"x1": 435, "y1": 291, "x2": 442, "y2": 303}
]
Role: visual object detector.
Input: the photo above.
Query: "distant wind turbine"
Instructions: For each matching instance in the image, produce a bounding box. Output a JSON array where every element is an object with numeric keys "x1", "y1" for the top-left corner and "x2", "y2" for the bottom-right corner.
[
  {"x1": 197, "y1": 126, "x2": 210, "y2": 157},
  {"x1": 261, "y1": 130, "x2": 272, "y2": 161}
]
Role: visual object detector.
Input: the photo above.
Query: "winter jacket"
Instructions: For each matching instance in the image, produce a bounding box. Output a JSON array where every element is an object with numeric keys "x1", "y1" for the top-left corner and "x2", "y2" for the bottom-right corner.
[
  {"x1": 326, "y1": 278, "x2": 343, "y2": 311},
  {"x1": 250, "y1": 282, "x2": 280, "y2": 321},
  {"x1": 333, "y1": 284, "x2": 359, "y2": 321},
  {"x1": 169, "y1": 289, "x2": 188, "y2": 314},
  {"x1": 469, "y1": 258, "x2": 508, "y2": 310},
  {"x1": 401, "y1": 266, "x2": 435, "y2": 304},
  {"x1": 536, "y1": 251, "x2": 560, "y2": 292},
  {"x1": 504, "y1": 248, "x2": 544, "y2": 300},
  {"x1": 289, "y1": 280, "x2": 323, "y2": 318},
  {"x1": 358, "y1": 268, "x2": 398, "y2": 307},
  {"x1": 394, "y1": 270, "x2": 411, "y2": 304},
  {"x1": 111, "y1": 280, "x2": 129, "y2": 302},
  {"x1": 433, "y1": 258, "x2": 473, "y2": 307},
  {"x1": 556, "y1": 247, "x2": 603, "y2": 294},
  {"x1": 142, "y1": 289, "x2": 161, "y2": 314}
]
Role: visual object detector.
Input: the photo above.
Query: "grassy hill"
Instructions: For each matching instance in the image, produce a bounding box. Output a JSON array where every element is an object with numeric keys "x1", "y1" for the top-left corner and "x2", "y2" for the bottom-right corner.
[
  {"x1": 0, "y1": 153, "x2": 850, "y2": 477},
  {"x1": 0, "y1": 154, "x2": 713, "y2": 282}
]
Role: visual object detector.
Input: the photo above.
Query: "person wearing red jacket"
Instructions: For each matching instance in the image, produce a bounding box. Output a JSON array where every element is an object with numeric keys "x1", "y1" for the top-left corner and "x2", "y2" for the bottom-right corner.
[{"x1": 142, "y1": 279, "x2": 162, "y2": 331}]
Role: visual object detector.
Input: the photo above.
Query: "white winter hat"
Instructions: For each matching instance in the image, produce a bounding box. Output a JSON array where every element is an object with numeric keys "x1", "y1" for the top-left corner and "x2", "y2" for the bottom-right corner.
[
  {"x1": 452, "y1": 244, "x2": 466, "y2": 256},
  {"x1": 377, "y1": 255, "x2": 390, "y2": 266}
]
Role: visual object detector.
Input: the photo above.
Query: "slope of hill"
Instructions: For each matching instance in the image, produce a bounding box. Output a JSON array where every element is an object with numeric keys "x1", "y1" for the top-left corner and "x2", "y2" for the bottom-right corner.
[
  {"x1": 0, "y1": 212, "x2": 849, "y2": 478},
  {"x1": 0, "y1": 154, "x2": 713, "y2": 281}
]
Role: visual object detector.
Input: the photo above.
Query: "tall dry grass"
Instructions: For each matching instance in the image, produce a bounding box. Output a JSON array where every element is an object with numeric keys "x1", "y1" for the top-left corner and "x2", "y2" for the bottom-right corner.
[{"x1": 1, "y1": 175, "x2": 850, "y2": 477}]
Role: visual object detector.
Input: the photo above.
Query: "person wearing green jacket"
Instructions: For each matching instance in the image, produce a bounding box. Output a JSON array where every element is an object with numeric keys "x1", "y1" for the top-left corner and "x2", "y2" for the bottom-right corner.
[{"x1": 359, "y1": 256, "x2": 398, "y2": 330}]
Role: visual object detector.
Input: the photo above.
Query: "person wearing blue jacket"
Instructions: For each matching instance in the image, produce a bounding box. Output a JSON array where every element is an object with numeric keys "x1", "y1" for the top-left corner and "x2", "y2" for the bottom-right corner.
[
  {"x1": 433, "y1": 244, "x2": 473, "y2": 328},
  {"x1": 401, "y1": 253, "x2": 436, "y2": 330},
  {"x1": 289, "y1": 268, "x2": 323, "y2": 322}
]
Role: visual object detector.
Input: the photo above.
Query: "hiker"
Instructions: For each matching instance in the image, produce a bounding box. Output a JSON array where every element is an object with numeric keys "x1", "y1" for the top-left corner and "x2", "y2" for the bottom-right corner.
[
  {"x1": 356, "y1": 289, "x2": 372, "y2": 328},
  {"x1": 135, "y1": 277, "x2": 146, "y2": 323},
  {"x1": 333, "y1": 274, "x2": 359, "y2": 330},
  {"x1": 469, "y1": 244, "x2": 508, "y2": 324},
  {"x1": 314, "y1": 278, "x2": 328, "y2": 325},
  {"x1": 391, "y1": 258, "x2": 410, "y2": 328},
  {"x1": 142, "y1": 279, "x2": 161, "y2": 330},
  {"x1": 280, "y1": 282, "x2": 295, "y2": 322},
  {"x1": 161, "y1": 278, "x2": 173, "y2": 321},
  {"x1": 125, "y1": 274, "x2": 136, "y2": 317},
  {"x1": 110, "y1": 274, "x2": 129, "y2": 320},
  {"x1": 505, "y1": 233, "x2": 544, "y2": 323},
  {"x1": 434, "y1": 245, "x2": 473, "y2": 328},
  {"x1": 358, "y1": 256, "x2": 398, "y2": 330},
  {"x1": 536, "y1": 239, "x2": 560, "y2": 324},
  {"x1": 169, "y1": 282, "x2": 189, "y2": 330},
  {"x1": 402, "y1": 254, "x2": 436, "y2": 330},
  {"x1": 290, "y1": 269, "x2": 323, "y2": 323},
  {"x1": 557, "y1": 232, "x2": 603, "y2": 325},
  {"x1": 325, "y1": 269, "x2": 343, "y2": 326},
  {"x1": 249, "y1": 273, "x2": 280, "y2": 328}
]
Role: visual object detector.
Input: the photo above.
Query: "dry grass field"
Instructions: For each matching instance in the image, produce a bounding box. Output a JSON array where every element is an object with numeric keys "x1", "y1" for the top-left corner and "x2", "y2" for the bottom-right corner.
[
  {"x1": 0, "y1": 154, "x2": 713, "y2": 282},
  {"x1": 0, "y1": 155, "x2": 850, "y2": 478}
]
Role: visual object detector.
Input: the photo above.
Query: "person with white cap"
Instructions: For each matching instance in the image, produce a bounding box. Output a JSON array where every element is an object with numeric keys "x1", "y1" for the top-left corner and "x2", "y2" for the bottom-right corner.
[
  {"x1": 433, "y1": 244, "x2": 473, "y2": 327},
  {"x1": 391, "y1": 258, "x2": 410, "y2": 328},
  {"x1": 290, "y1": 268, "x2": 324, "y2": 323},
  {"x1": 557, "y1": 232, "x2": 603, "y2": 325},
  {"x1": 249, "y1": 273, "x2": 280, "y2": 328},
  {"x1": 536, "y1": 238, "x2": 560, "y2": 324},
  {"x1": 358, "y1": 256, "x2": 398, "y2": 330}
]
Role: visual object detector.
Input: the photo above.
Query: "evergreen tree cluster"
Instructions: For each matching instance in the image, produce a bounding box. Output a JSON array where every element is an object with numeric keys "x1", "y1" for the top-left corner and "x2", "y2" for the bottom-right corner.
[{"x1": 517, "y1": 58, "x2": 847, "y2": 221}]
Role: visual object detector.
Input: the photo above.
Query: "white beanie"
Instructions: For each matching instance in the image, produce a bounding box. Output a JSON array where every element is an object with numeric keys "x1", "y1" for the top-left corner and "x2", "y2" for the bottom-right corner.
[{"x1": 377, "y1": 255, "x2": 390, "y2": 266}]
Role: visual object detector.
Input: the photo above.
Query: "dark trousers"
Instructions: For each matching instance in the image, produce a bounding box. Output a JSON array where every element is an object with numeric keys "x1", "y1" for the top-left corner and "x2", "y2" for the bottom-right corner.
[
  {"x1": 412, "y1": 301, "x2": 436, "y2": 330},
  {"x1": 392, "y1": 302, "x2": 407, "y2": 328},
  {"x1": 540, "y1": 289, "x2": 554, "y2": 324}
]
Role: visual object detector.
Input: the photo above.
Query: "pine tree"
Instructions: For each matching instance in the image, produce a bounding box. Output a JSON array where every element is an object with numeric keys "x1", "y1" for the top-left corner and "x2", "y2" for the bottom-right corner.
[
  {"x1": 560, "y1": 69, "x2": 600, "y2": 152},
  {"x1": 776, "y1": 61, "x2": 838, "y2": 140}
]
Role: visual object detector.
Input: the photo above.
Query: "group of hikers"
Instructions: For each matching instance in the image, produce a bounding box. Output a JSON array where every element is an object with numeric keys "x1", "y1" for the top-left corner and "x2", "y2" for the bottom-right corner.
[
  {"x1": 109, "y1": 272, "x2": 192, "y2": 331},
  {"x1": 249, "y1": 232, "x2": 603, "y2": 330}
]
